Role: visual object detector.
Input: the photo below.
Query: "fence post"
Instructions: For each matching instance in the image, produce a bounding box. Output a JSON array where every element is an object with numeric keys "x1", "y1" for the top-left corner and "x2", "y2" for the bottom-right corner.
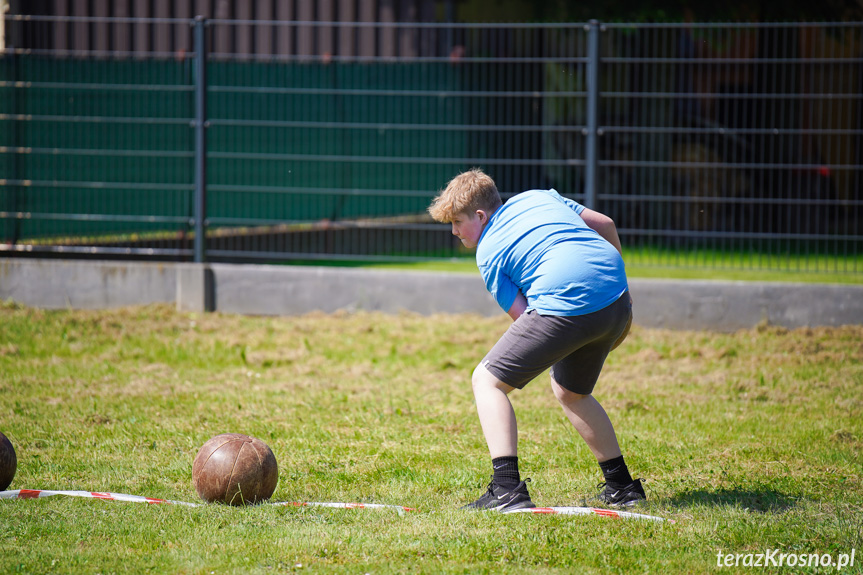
[
  {"x1": 7, "y1": 46, "x2": 21, "y2": 245},
  {"x1": 193, "y1": 16, "x2": 207, "y2": 263},
  {"x1": 584, "y1": 19, "x2": 600, "y2": 210}
]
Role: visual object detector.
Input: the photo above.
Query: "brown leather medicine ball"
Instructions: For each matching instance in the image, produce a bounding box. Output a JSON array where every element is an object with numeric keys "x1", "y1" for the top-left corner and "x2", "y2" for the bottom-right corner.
[
  {"x1": 192, "y1": 433, "x2": 278, "y2": 505},
  {"x1": 0, "y1": 431, "x2": 16, "y2": 491}
]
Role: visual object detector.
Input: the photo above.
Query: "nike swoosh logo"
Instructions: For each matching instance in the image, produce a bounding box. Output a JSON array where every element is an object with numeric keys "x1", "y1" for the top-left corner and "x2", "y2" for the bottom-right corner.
[{"x1": 497, "y1": 494, "x2": 510, "y2": 500}]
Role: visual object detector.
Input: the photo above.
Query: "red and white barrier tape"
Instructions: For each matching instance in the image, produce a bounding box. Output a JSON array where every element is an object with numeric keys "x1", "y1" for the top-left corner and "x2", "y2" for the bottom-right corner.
[
  {"x1": 0, "y1": 489, "x2": 415, "y2": 513},
  {"x1": 506, "y1": 506, "x2": 674, "y2": 523},
  {"x1": 1, "y1": 489, "x2": 199, "y2": 507},
  {"x1": 274, "y1": 501, "x2": 415, "y2": 512},
  {"x1": 1, "y1": 490, "x2": 672, "y2": 522}
]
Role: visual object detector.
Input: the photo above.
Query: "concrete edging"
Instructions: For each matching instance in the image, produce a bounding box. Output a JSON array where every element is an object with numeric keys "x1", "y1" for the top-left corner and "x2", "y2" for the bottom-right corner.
[{"x1": 1, "y1": 258, "x2": 861, "y2": 331}]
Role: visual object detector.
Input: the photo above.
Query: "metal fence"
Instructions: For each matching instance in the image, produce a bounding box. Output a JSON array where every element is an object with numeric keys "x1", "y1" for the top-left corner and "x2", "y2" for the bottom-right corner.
[{"x1": 1, "y1": 15, "x2": 861, "y2": 274}]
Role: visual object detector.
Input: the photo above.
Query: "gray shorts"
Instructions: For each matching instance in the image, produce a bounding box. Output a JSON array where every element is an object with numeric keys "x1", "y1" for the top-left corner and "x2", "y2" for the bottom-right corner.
[{"x1": 481, "y1": 291, "x2": 631, "y2": 395}]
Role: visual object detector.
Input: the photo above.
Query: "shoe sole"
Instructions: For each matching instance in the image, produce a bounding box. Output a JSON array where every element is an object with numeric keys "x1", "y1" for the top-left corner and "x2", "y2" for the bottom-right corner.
[
  {"x1": 606, "y1": 498, "x2": 646, "y2": 508},
  {"x1": 498, "y1": 500, "x2": 536, "y2": 511},
  {"x1": 587, "y1": 495, "x2": 646, "y2": 508}
]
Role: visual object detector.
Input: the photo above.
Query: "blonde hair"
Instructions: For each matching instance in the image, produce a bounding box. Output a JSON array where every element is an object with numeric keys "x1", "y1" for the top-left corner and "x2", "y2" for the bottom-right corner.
[{"x1": 428, "y1": 168, "x2": 502, "y2": 223}]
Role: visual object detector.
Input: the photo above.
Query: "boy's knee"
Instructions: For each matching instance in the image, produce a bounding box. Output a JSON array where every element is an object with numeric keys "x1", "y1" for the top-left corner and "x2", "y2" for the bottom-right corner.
[
  {"x1": 551, "y1": 378, "x2": 589, "y2": 403},
  {"x1": 471, "y1": 364, "x2": 494, "y2": 392},
  {"x1": 472, "y1": 363, "x2": 513, "y2": 394}
]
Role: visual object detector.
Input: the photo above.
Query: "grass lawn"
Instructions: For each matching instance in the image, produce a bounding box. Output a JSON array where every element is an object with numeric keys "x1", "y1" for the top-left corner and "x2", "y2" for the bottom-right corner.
[
  {"x1": 278, "y1": 248, "x2": 863, "y2": 285},
  {"x1": 362, "y1": 258, "x2": 863, "y2": 285},
  {"x1": 1, "y1": 302, "x2": 861, "y2": 574}
]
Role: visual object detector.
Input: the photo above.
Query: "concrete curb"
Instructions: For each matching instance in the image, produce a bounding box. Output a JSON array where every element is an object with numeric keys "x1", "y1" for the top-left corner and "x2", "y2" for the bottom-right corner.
[
  {"x1": 1, "y1": 258, "x2": 861, "y2": 331},
  {"x1": 627, "y1": 278, "x2": 863, "y2": 331}
]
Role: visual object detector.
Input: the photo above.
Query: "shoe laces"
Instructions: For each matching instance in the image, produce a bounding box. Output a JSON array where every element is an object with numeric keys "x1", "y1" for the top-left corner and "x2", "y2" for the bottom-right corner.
[
  {"x1": 483, "y1": 480, "x2": 497, "y2": 496},
  {"x1": 596, "y1": 481, "x2": 614, "y2": 494}
]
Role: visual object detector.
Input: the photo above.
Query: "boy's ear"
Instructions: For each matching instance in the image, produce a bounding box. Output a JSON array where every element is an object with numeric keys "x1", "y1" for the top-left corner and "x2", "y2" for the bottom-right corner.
[{"x1": 476, "y1": 209, "x2": 488, "y2": 224}]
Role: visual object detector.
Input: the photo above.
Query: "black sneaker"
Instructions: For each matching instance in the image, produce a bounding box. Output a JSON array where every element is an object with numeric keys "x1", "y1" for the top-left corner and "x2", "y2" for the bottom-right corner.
[
  {"x1": 461, "y1": 478, "x2": 536, "y2": 511},
  {"x1": 595, "y1": 478, "x2": 646, "y2": 508}
]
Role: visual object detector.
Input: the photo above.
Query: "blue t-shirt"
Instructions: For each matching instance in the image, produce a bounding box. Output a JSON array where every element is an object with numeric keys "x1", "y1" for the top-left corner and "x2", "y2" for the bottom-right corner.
[{"x1": 476, "y1": 189, "x2": 628, "y2": 316}]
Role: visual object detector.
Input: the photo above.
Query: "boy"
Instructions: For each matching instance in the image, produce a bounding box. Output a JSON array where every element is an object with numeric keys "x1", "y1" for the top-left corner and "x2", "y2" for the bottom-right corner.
[{"x1": 428, "y1": 168, "x2": 644, "y2": 511}]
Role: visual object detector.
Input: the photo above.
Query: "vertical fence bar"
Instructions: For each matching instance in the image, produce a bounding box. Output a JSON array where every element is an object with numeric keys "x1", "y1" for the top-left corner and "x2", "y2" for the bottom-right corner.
[
  {"x1": 10, "y1": 43, "x2": 22, "y2": 245},
  {"x1": 584, "y1": 19, "x2": 600, "y2": 209},
  {"x1": 193, "y1": 16, "x2": 207, "y2": 263}
]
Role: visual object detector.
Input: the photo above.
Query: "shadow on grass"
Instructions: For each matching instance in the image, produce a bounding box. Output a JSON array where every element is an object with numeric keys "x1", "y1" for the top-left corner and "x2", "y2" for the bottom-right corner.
[{"x1": 668, "y1": 489, "x2": 800, "y2": 513}]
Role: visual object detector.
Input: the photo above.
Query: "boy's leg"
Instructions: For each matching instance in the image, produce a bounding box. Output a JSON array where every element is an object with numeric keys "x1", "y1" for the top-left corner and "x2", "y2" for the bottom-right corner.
[
  {"x1": 551, "y1": 376, "x2": 645, "y2": 506},
  {"x1": 550, "y1": 377, "x2": 621, "y2": 461},
  {"x1": 461, "y1": 363, "x2": 535, "y2": 510},
  {"x1": 472, "y1": 362, "x2": 517, "y2": 458}
]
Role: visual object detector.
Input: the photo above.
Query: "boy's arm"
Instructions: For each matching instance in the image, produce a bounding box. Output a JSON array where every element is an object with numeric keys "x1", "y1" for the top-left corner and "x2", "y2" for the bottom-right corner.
[
  {"x1": 507, "y1": 292, "x2": 528, "y2": 321},
  {"x1": 579, "y1": 207, "x2": 623, "y2": 255}
]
